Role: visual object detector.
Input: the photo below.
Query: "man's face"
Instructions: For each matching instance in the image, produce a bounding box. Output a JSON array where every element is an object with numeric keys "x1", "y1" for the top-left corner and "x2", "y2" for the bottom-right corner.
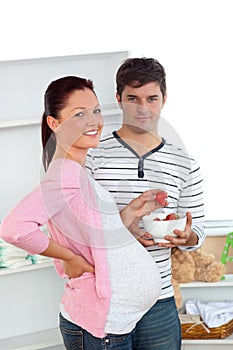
[{"x1": 116, "y1": 82, "x2": 166, "y2": 135}]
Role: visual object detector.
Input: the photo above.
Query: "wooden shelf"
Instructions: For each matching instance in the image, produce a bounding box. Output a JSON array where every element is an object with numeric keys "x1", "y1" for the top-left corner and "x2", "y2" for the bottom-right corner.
[
  {"x1": 180, "y1": 274, "x2": 233, "y2": 288},
  {"x1": 0, "y1": 108, "x2": 121, "y2": 130},
  {"x1": 182, "y1": 333, "x2": 233, "y2": 344},
  {"x1": 0, "y1": 260, "x2": 53, "y2": 276},
  {"x1": 204, "y1": 220, "x2": 233, "y2": 237},
  {"x1": 0, "y1": 119, "x2": 40, "y2": 129}
]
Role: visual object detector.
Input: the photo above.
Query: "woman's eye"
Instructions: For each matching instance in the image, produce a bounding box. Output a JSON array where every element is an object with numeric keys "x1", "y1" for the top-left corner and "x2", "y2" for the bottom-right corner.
[{"x1": 74, "y1": 112, "x2": 84, "y2": 117}]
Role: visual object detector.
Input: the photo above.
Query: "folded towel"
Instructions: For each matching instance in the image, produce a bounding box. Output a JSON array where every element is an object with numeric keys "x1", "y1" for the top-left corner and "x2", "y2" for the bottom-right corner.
[
  {"x1": 186, "y1": 300, "x2": 233, "y2": 328},
  {"x1": 0, "y1": 238, "x2": 32, "y2": 268},
  {"x1": 0, "y1": 237, "x2": 51, "y2": 269},
  {"x1": 31, "y1": 254, "x2": 52, "y2": 264}
]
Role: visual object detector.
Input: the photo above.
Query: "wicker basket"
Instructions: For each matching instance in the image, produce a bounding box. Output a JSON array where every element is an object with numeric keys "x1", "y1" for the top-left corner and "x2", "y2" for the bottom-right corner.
[{"x1": 179, "y1": 314, "x2": 233, "y2": 339}]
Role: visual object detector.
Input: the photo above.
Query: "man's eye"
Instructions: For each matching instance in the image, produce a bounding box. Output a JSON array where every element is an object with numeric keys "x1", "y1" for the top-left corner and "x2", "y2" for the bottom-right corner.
[
  {"x1": 148, "y1": 97, "x2": 158, "y2": 102},
  {"x1": 94, "y1": 108, "x2": 101, "y2": 114},
  {"x1": 128, "y1": 97, "x2": 136, "y2": 102}
]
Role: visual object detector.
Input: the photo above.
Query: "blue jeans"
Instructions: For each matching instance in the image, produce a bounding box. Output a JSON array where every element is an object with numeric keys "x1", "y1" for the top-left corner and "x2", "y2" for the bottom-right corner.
[
  {"x1": 59, "y1": 313, "x2": 135, "y2": 350},
  {"x1": 132, "y1": 296, "x2": 181, "y2": 350}
]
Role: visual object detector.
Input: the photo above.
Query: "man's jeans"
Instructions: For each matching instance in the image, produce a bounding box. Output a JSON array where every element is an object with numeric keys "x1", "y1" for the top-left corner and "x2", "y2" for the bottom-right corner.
[
  {"x1": 59, "y1": 313, "x2": 135, "y2": 350},
  {"x1": 133, "y1": 296, "x2": 181, "y2": 350}
]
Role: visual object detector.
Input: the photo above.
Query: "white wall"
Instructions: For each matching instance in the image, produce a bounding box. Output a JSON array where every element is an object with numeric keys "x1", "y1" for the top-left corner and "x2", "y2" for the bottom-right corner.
[
  {"x1": 1, "y1": 0, "x2": 232, "y2": 221},
  {"x1": 0, "y1": 125, "x2": 41, "y2": 219}
]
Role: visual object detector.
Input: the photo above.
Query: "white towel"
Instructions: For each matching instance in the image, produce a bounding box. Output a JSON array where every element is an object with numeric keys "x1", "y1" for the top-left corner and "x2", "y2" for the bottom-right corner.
[
  {"x1": 0, "y1": 238, "x2": 32, "y2": 268},
  {"x1": 186, "y1": 300, "x2": 233, "y2": 328}
]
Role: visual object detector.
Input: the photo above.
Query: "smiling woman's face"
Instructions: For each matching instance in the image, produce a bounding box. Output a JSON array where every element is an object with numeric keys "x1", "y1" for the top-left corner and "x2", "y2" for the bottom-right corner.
[{"x1": 52, "y1": 88, "x2": 103, "y2": 153}]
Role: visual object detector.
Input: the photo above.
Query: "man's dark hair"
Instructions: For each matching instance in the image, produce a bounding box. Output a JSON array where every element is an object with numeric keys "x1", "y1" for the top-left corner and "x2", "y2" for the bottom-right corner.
[{"x1": 116, "y1": 57, "x2": 167, "y2": 98}]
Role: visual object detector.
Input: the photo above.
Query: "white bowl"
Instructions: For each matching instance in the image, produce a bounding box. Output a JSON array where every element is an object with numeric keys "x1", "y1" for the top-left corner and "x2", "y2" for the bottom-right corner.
[{"x1": 142, "y1": 213, "x2": 186, "y2": 243}]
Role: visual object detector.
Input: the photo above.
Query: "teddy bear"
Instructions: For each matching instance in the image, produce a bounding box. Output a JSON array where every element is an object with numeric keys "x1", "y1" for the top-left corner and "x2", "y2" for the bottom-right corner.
[{"x1": 171, "y1": 247, "x2": 226, "y2": 309}]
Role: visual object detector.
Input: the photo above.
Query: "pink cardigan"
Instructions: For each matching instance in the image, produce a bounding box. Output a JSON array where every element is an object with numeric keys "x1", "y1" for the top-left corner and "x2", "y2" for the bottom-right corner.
[{"x1": 0, "y1": 160, "x2": 111, "y2": 337}]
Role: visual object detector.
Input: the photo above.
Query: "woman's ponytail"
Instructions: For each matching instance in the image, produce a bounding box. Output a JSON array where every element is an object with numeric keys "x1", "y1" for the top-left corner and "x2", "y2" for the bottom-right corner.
[{"x1": 41, "y1": 111, "x2": 56, "y2": 171}]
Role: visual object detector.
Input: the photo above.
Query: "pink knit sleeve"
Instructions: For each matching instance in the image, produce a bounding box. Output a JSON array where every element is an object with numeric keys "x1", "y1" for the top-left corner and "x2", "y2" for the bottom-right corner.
[{"x1": 0, "y1": 185, "x2": 50, "y2": 255}]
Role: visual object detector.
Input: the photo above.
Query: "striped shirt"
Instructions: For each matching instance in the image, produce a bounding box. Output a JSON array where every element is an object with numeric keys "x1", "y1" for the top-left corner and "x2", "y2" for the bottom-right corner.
[{"x1": 86, "y1": 131, "x2": 205, "y2": 299}]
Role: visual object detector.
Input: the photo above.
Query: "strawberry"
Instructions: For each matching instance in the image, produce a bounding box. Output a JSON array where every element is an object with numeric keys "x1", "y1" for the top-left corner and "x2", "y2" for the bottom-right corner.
[
  {"x1": 165, "y1": 213, "x2": 180, "y2": 220},
  {"x1": 155, "y1": 191, "x2": 168, "y2": 206}
]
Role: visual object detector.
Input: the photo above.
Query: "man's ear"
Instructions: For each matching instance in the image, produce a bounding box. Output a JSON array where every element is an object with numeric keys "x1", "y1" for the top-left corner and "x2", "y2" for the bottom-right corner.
[
  {"x1": 162, "y1": 94, "x2": 167, "y2": 108},
  {"x1": 47, "y1": 116, "x2": 59, "y2": 132},
  {"x1": 116, "y1": 93, "x2": 122, "y2": 109}
]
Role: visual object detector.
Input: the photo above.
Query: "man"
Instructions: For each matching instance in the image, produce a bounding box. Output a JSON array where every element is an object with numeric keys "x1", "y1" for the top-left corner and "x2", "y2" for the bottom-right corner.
[{"x1": 86, "y1": 57, "x2": 205, "y2": 350}]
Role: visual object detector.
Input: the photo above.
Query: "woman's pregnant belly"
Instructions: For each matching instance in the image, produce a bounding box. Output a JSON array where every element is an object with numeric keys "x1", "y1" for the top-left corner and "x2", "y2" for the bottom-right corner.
[{"x1": 105, "y1": 239, "x2": 162, "y2": 334}]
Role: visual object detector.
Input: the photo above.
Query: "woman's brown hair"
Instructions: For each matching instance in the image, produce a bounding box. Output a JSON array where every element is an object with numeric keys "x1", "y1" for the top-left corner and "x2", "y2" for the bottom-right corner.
[{"x1": 41, "y1": 76, "x2": 95, "y2": 171}]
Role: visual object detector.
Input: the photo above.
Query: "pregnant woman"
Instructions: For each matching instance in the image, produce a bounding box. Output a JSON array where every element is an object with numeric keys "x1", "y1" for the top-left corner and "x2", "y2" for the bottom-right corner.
[{"x1": 0, "y1": 76, "x2": 166, "y2": 350}]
